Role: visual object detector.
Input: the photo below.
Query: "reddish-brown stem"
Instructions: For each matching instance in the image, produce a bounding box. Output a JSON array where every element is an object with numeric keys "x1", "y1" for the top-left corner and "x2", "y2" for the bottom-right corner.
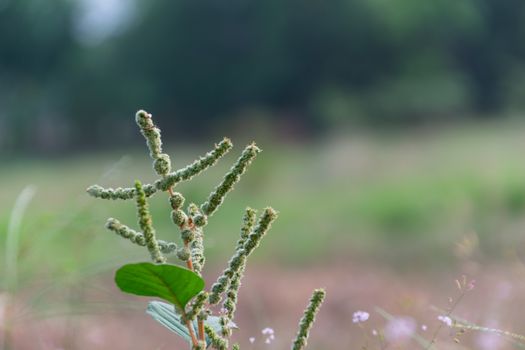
[
  {"x1": 185, "y1": 240, "x2": 194, "y2": 270},
  {"x1": 185, "y1": 318, "x2": 199, "y2": 347},
  {"x1": 198, "y1": 319, "x2": 205, "y2": 342},
  {"x1": 167, "y1": 187, "x2": 202, "y2": 345}
]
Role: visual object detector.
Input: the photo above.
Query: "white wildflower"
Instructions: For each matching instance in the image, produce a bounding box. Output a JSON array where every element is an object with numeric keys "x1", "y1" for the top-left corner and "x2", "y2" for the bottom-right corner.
[
  {"x1": 352, "y1": 310, "x2": 370, "y2": 323},
  {"x1": 261, "y1": 327, "x2": 274, "y2": 335},
  {"x1": 437, "y1": 315, "x2": 453, "y2": 327}
]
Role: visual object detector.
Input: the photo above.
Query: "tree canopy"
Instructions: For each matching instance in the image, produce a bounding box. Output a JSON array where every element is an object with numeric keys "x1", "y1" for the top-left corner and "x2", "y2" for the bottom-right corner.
[{"x1": 2, "y1": 0, "x2": 525, "y2": 153}]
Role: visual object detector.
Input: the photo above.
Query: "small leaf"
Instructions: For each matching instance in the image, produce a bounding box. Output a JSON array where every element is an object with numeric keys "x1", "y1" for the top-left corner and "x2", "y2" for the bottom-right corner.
[
  {"x1": 146, "y1": 301, "x2": 192, "y2": 343},
  {"x1": 115, "y1": 262, "x2": 204, "y2": 310},
  {"x1": 147, "y1": 301, "x2": 237, "y2": 345}
]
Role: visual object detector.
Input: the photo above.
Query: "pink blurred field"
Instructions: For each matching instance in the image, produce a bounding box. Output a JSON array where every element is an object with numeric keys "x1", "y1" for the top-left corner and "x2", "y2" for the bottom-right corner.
[{"x1": 4, "y1": 260, "x2": 525, "y2": 350}]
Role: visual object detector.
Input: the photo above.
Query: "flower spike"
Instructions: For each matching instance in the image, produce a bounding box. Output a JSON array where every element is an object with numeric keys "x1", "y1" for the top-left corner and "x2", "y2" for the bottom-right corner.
[
  {"x1": 291, "y1": 289, "x2": 326, "y2": 350},
  {"x1": 135, "y1": 180, "x2": 166, "y2": 263},
  {"x1": 201, "y1": 143, "x2": 260, "y2": 217},
  {"x1": 105, "y1": 218, "x2": 177, "y2": 254},
  {"x1": 156, "y1": 138, "x2": 233, "y2": 191}
]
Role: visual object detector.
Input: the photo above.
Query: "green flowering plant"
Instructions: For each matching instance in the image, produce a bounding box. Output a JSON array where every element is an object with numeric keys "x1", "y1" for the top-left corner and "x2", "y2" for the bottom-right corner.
[{"x1": 87, "y1": 110, "x2": 325, "y2": 349}]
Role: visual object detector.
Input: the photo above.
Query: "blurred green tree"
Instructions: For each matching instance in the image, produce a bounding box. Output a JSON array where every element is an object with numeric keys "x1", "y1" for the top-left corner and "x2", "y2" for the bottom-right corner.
[{"x1": 2, "y1": 0, "x2": 525, "y2": 153}]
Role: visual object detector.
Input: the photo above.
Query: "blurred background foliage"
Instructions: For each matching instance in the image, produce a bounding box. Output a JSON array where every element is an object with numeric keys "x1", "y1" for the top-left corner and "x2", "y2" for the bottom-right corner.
[
  {"x1": 3, "y1": 0, "x2": 525, "y2": 154},
  {"x1": 3, "y1": 0, "x2": 525, "y2": 291}
]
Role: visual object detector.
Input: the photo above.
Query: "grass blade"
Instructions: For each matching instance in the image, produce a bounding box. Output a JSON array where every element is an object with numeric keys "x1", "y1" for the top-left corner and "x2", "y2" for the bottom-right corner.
[{"x1": 5, "y1": 185, "x2": 36, "y2": 291}]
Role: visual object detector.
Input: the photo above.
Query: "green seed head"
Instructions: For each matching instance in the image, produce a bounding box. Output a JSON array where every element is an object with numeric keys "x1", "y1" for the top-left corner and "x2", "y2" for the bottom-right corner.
[
  {"x1": 176, "y1": 247, "x2": 191, "y2": 261},
  {"x1": 181, "y1": 229, "x2": 195, "y2": 242},
  {"x1": 135, "y1": 110, "x2": 151, "y2": 128},
  {"x1": 169, "y1": 192, "x2": 185, "y2": 209},
  {"x1": 188, "y1": 203, "x2": 200, "y2": 216},
  {"x1": 193, "y1": 214, "x2": 208, "y2": 227},
  {"x1": 153, "y1": 153, "x2": 171, "y2": 176},
  {"x1": 171, "y1": 209, "x2": 187, "y2": 227}
]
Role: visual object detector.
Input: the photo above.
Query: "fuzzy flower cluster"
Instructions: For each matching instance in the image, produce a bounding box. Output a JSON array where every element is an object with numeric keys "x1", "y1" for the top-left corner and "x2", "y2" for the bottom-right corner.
[
  {"x1": 352, "y1": 310, "x2": 370, "y2": 324},
  {"x1": 262, "y1": 327, "x2": 275, "y2": 344}
]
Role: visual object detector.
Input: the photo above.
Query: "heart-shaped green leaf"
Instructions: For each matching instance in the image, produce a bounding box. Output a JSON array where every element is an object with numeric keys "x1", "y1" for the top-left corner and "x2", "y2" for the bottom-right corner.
[{"x1": 115, "y1": 262, "x2": 205, "y2": 310}]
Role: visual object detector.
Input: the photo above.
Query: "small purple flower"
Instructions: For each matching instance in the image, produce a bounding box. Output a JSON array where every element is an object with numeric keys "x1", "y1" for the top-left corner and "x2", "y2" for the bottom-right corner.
[
  {"x1": 437, "y1": 315, "x2": 453, "y2": 327},
  {"x1": 261, "y1": 327, "x2": 275, "y2": 344},
  {"x1": 261, "y1": 327, "x2": 274, "y2": 335},
  {"x1": 352, "y1": 310, "x2": 370, "y2": 323}
]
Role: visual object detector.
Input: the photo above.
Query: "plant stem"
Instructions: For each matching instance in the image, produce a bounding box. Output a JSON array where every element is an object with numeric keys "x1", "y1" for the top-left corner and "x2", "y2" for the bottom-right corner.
[
  {"x1": 198, "y1": 319, "x2": 205, "y2": 342},
  {"x1": 185, "y1": 318, "x2": 199, "y2": 347},
  {"x1": 426, "y1": 290, "x2": 466, "y2": 350},
  {"x1": 167, "y1": 186, "x2": 200, "y2": 347},
  {"x1": 185, "y1": 240, "x2": 194, "y2": 270}
]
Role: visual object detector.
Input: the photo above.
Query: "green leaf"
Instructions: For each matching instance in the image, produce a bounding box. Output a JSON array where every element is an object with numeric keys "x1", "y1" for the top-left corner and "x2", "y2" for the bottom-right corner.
[
  {"x1": 115, "y1": 262, "x2": 205, "y2": 310},
  {"x1": 146, "y1": 301, "x2": 192, "y2": 343},
  {"x1": 146, "y1": 301, "x2": 237, "y2": 346}
]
